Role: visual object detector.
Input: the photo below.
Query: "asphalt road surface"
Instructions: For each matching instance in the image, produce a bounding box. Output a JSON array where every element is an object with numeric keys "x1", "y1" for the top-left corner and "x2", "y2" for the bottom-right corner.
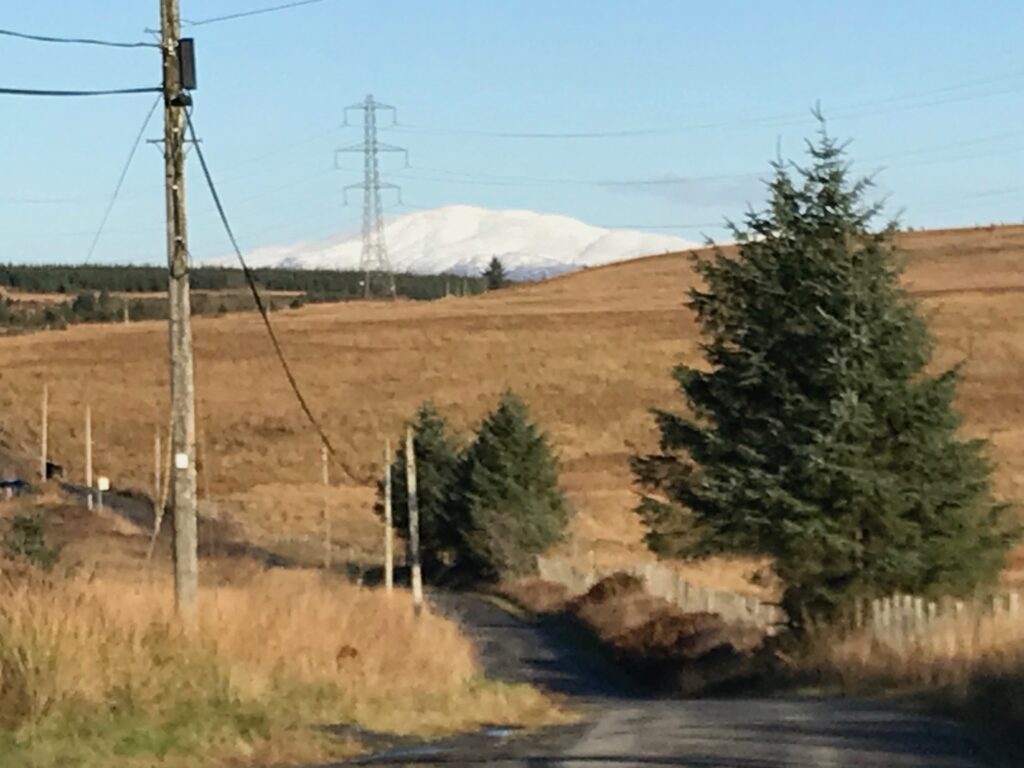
[{"x1": 338, "y1": 593, "x2": 993, "y2": 768}]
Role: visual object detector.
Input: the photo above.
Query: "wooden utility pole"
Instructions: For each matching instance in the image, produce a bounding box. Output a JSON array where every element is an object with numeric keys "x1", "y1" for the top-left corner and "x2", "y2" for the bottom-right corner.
[
  {"x1": 40, "y1": 384, "x2": 48, "y2": 482},
  {"x1": 154, "y1": 429, "x2": 162, "y2": 511},
  {"x1": 321, "y1": 445, "x2": 331, "y2": 570},
  {"x1": 405, "y1": 426, "x2": 423, "y2": 613},
  {"x1": 162, "y1": 0, "x2": 199, "y2": 628},
  {"x1": 383, "y1": 439, "x2": 394, "y2": 593},
  {"x1": 85, "y1": 405, "x2": 93, "y2": 511}
]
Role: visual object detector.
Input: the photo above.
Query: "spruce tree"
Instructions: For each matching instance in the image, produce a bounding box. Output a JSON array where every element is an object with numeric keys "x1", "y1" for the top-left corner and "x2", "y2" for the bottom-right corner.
[
  {"x1": 633, "y1": 122, "x2": 1015, "y2": 624},
  {"x1": 376, "y1": 402, "x2": 464, "y2": 580},
  {"x1": 459, "y1": 391, "x2": 569, "y2": 579},
  {"x1": 484, "y1": 257, "x2": 507, "y2": 290}
]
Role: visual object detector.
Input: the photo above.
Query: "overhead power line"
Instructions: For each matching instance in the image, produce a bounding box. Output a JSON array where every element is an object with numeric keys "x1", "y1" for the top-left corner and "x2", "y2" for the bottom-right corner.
[
  {"x1": 182, "y1": 0, "x2": 326, "y2": 27},
  {"x1": 393, "y1": 69, "x2": 1024, "y2": 141},
  {"x1": 0, "y1": 27, "x2": 158, "y2": 48},
  {"x1": 0, "y1": 85, "x2": 162, "y2": 97},
  {"x1": 85, "y1": 96, "x2": 161, "y2": 261},
  {"x1": 337, "y1": 161, "x2": 762, "y2": 188},
  {"x1": 184, "y1": 109, "x2": 346, "y2": 474}
]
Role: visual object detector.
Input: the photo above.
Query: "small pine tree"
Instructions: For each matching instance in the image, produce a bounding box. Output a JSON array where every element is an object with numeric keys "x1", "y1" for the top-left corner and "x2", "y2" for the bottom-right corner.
[
  {"x1": 376, "y1": 403, "x2": 464, "y2": 580},
  {"x1": 633, "y1": 120, "x2": 1016, "y2": 624},
  {"x1": 484, "y1": 257, "x2": 506, "y2": 290},
  {"x1": 459, "y1": 391, "x2": 569, "y2": 579},
  {"x1": 71, "y1": 291, "x2": 97, "y2": 318}
]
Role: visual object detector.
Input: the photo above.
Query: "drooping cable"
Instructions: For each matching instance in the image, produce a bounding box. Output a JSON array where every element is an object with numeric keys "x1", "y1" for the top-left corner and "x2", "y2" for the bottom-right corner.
[
  {"x1": 86, "y1": 96, "x2": 161, "y2": 261},
  {"x1": 183, "y1": 109, "x2": 354, "y2": 478},
  {"x1": 0, "y1": 27, "x2": 159, "y2": 48},
  {"x1": 183, "y1": 0, "x2": 325, "y2": 27},
  {"x1": 0, "y1": 86, "x2": 161, "y2": 97}
]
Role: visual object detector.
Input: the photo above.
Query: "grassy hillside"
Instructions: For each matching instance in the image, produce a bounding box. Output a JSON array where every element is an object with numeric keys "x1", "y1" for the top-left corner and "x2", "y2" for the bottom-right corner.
[{"x1": 1, "y1": 224, "x2": 1022, "y2": 588}]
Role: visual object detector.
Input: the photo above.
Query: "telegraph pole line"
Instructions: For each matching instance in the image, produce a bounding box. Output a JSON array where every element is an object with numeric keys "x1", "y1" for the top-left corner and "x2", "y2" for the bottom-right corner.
[
  {"x1": 405, "y1": 426, "x2": 423, "y2": 614},
  {"x1": 40, "y1": 383, "x2": 48, "y2": 482},
  {"x1": 85, "y1": 405, "x2": 93, "y2": 511},
  {"x1": 154, "y1": 428, "x2": 162, "y2": 511},
  {"x1": 321, "y1": 445, "x2": 331, "y2": 570},
  {"x1": 336, "y1": 95, "x2": 406, "y2": 299},
  {"x1": 161, "y1": 0, "x2": 199, "y2": 628},
  {"x1": 383, "y1": 438, "x2": 394, "y2": 593}
]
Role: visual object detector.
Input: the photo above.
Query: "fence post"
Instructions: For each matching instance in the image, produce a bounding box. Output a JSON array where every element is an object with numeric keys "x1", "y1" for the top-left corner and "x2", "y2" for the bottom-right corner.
[
  {"x1": 406, "y1": 426, "x2": 423, "y2": 614},
  {"x1": 40, "y1": 383, "x2": 48, "y2": 482},
  {"x1": 321, "y1": 445, "x2": 331, "y2": 571},
  {"x1": 85, "y1": 404, "x2": 93, "y2": 511},
  {"x1": 383, "y1": 439, "x2": 394, "y2": 593},
  {"x1": 955, "y1": 600, "x2": 968, "y2": 657},
  {"x1": 154, "y1": 429, "x2": 162, "y2": 514},
  {"x1": 97, "y1": 475, "x2": 108, "y2": 512}
]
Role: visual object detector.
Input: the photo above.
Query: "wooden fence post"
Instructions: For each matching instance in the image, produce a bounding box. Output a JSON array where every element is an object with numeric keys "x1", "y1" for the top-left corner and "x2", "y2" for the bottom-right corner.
[
  {"x1": 40, "y1": 383, "x2": 48, "y2": 482},
  {"x1": 406, "y1": 426, "x2": 423, "y2": 614},
  {"x1": 85, "y1": 404, "x2": 93, "y2": 511},
  {"x1": 154, "y1": 430, "x2": 162, "y2": 512},
  {"x1": 383, "y1": 439, "x2": 394, "y2": 593},
  {"x1": 321, "y1": 445, "x2": 331, "y2": 571}
]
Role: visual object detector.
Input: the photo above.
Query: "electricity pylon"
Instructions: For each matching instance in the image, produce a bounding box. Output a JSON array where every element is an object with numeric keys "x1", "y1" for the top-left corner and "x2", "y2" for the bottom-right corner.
[{"x1": 336, "y1": 95, "x2": 407, "y2": 299}]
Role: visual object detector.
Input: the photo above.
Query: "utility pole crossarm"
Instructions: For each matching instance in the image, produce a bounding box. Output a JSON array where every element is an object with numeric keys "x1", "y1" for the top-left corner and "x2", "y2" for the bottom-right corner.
[{"x1": 346, "y1": 96, "x2": 395, "y2": 112}]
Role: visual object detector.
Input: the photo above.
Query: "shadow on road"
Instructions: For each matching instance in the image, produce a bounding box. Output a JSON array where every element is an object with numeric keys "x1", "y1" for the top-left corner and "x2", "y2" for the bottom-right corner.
[{"x1": 431, "y1": 592, "x2": 639, "y2": 701}]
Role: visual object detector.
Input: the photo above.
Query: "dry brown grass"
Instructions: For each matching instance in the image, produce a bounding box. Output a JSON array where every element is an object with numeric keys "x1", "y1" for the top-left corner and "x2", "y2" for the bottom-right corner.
[
  {"x1": 0, "y1": 493, "x2": 564, "y2": 765},
  {"x1": 0, "y1": 567, "x2": 562, "y2": 766},
  {"x1": 2, "y1": 224, "x2": 1023, "y2": 588},
  {"x1": 804, "y1": 612, "x2": 1024, "y2": 755},
  {"x1": 810, "y1": 611, "x2": 1024, "y2": 689}
]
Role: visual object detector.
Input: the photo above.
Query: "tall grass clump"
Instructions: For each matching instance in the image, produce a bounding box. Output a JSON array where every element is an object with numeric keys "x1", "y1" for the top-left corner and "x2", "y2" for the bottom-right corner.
[{"x1": 0, "y1": 569, "x2": 560, "y2": 767}]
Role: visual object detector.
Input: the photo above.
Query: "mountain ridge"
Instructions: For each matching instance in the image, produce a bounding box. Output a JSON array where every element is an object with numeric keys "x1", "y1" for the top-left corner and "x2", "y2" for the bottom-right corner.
[{"x1": 229, "y1": 205, "x2": 699, "y2": 280}]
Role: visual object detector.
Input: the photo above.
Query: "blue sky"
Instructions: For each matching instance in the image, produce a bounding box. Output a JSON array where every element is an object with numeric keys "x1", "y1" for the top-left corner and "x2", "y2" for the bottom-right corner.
[{"x1": 2, "y1": 0, "x2": 1022, "y2": 265}]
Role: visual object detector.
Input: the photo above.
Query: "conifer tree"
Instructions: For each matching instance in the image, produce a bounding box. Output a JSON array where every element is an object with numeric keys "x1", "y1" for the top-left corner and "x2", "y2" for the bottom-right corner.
[
  {"x1": 484, "y1": 257, "x2": 507, "y2": 290},
  {"x1": 633, "y1": 121, "x2": 1015, "y2": 623},
  {"x1": 376, "y1": 402, "x2": 464, "y2": 579},
  {"x1": 459, "y1": 391, "x2": 569, "y2": 579}
]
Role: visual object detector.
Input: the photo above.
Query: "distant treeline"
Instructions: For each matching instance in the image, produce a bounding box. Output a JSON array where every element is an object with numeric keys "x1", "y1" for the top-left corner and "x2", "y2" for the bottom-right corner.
[
  {"x1": 0, "y1": 265, "x2": 489, "y2": 333},
  {"x1": 0, "y1": 264, "x2": 487, "y2": 301}
]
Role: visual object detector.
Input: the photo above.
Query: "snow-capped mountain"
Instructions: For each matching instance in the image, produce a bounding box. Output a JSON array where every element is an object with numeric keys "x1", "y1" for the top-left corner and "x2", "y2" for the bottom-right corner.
[{"x1": 232, "y1": 205, "x2": 698, "y2": 280}]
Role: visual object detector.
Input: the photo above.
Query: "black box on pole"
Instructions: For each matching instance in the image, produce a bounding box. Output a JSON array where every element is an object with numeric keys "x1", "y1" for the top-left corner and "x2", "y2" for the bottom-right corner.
[{"x1": 178, "y1": 38, "x2": 197, "y2": 90}]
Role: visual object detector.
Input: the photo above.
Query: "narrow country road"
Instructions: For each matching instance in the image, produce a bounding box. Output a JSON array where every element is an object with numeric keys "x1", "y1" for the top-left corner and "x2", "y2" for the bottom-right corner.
[{"x1": 340, "y1": 593, "x2": 994, "y2": 768}]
